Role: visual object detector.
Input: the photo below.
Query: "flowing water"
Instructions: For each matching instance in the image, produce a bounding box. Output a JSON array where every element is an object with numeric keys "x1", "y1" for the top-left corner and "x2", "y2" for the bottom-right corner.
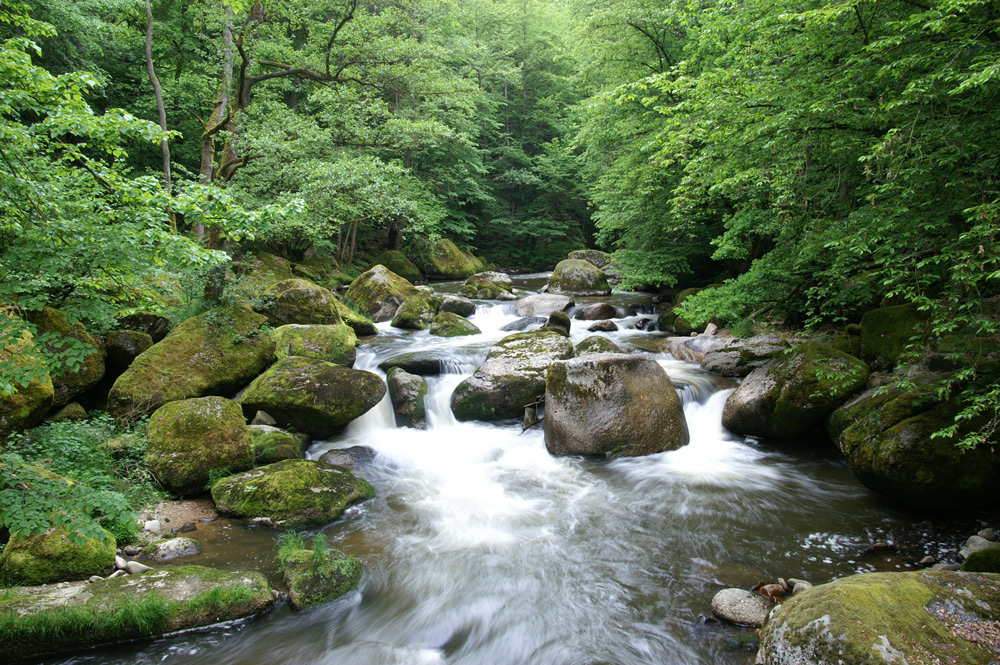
[{"x1": 46, "y1": 275, "x2": 981, "y2": 665}]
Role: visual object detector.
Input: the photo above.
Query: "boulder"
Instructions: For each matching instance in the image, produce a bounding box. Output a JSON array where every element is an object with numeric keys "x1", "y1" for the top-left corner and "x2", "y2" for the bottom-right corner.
[
  {"x1": 272, "y1": 324, "x2": 357, "y2": 367},
  {"x1": 759, "y1": 571, "x2": 1000, "y2": 665},
  {"x1": 234, "y1": 251, "x2": 294, "y2": 294},
  {"x1": 391, "y1": 291, "x2": 441, "y2": 330},
  {"x1": 546, "y1": 259, "x2": 611, "y2": 296},
  {"x1": 25, "y1": 307, "x2": 105, "y2": 408},
  {"x1": 438, "y1": 294, "x2": 477, "y2": 317},
  {"x1": 0, "y1": 566, "x2": 274, "y2": 662},
  {"x1": 962, "y1": 546, "x2": 1000, "y2": 573},
  {"x1": 115, "y1": 311, "x2": 171, "y2": 342},
  {"x1": 141, "y1": 537, "x2": 201, "y2": 562},
  {"x1": 146, "y1": 396, "x2": 254, "y2": 497},
  {"x1": 239, "y1": 357, "x2": 386, "y2": 438},
  {"x1": 0, "y1": 327, "x2": 56, "y2": 435},
  {"x1": 710, "y1": 588, "x2": 773, "y2": 627},
  {"x1": 574, "y1": 303, "x2": 618, "y2": 320},
  {"x1": 257, "y1": 279, "x2": 343, "y2": 327},
  {"x1": 429, "y1": 312, "x2": 481, "y2": 337},
  {"x1": 0, "y1": 527, "x2": 115, "y2": 586},
  {"x1": 657, "y1": 307, "x2": 695, "y2": 336},
  {"x1": 387, "y1": 367, "x2": 427, "y2": 429},
  {"x1": 250, "y1": 424, "x2": 308, "y2": 464},
  {"x1": 378, "y1": 351, "x2": 452, "y2": 376},
  {"x1": 46, "y1": 401, "x2": 87, "y2": 422},
  {"x1": 722, "y1": 343, "x2": 869, "y2": 440},
  {"x1": 543, "y1": 311, "x2": 572, "y2": 337},
  {"x1": 501, "y1": 316, "x2": 547, "y2": 332},
  {"x1": 514, "y1": 294, "x2": 574, "y2": 318},
  {"x1": 860, "y1": 304, "x2": 927, "y2": 369},
  {"x1": 588, "y1": 320, "x2": 618, "y2": 333},
  {"x1": 211, "y1": 459, "x2": 375, "y2": 527},
  {"x1": 460, "y1": 271, "x2": 513, "y2": 299},
  {"x1": 318, "y1": 446, "x2": 376, "y2": 469},
  {"x1": 107, "y1": 307, "x2": 274, "y2": 417},
  {"x1": 574, "y1": 336, "x2": 623, "y2": 357},
  {"x1": 282, "y1": 546, "x2": 364, "y2": 611},
  {"x1": 371, "y1": 249, "x2": 423, "y2": 283},
  {"x1": 827, "y1": 381, "x2": 1000, "y2": 509},
  {"x1": 700, "y1": 335, "x2": 790, "y2": 377},
  {"x1": 103, "y1": 330, "x2": 154, "y2": 377},
  {"x1": 568, "y1": 249, "x2": 612, "y2": 269},
  {"x1": 417, "y1": 238, "x2": 484, "y2": 280},
  {"x1": 544, "y1": 354, "x2": 689, "y2": 458},
  {"x1": 661, "y1": 334, "x2": 731, "y2": 364},
  {"x1": 451, "y1": 330, "x2": 574, "y2": 421},
  {"x1": 342, "y1": 265, "x2": 419, "y2": 323},
  {"x1": 332, "y1": 298, "x2": 379, "y2": 337}
]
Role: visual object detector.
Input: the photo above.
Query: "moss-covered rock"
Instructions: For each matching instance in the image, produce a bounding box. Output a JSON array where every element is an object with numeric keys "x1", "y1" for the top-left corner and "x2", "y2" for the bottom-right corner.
[
  {"x1": 657, "y1": 307, "x2": 695, "y2": 336},
  {"x1": 141, "y1": 537, "x2": 202, "y2": 562},
  {"x1": 0, "y1": 527, "x2": 115, "y2": 586},
  {"x1": 700, "y1": 335, "x2": 790, "y2": 378},
  {"x1": 233, "y1": 251, "x2": 294, "y2": 294},
  {"x1": 0, "y1": 316, "x2": 54, "y2": 441},
  {"x1": 568, "y1": 249, "x2": 612, "y2": 269},
  {"x1": 390, "y1": 291, "x2": 441, "y2": 330},
  {"x1": 211, "y1": 459, "x2": 375, "y2": 527},
  {"x1": 459, "y1": 271, "x2": 513, "y2": 299},
  {"x1": 343, "y1": 265, "x2": 419, "y2": 323},
  {"x1": 543, "y1": 310, "x2": 572, "y2": 337},
  {"x1": 240, "y1": 357, "x2": 386, "y2": 438},
  {"x1": 860, "y1": 303, "x2": 927, "y2": 369},
  {"x1": 0, "y1": 565, "x2": 275, "y2": 662},
  {"x1": 104, "y1": 329, "x2": 154, "y2": 377},
  {"x1": 574, "y1": 336, "x2": 623, "y2": 357},
  {"x1": 25, "y1": 307, "x2": 105, "y2": 408},
  {"x1": 546, "y1": 259, "x2": 611, "y2": 296},
  {"x1": 146, "y1": 396, "x2": 254, "y2": 497},
  {"x1": 282, "y1": 547, "x2": 364, "y2": 610},
  {"x1": 722, "y1": 343, "x2": 870, "y2": 440},
  {"x1": 372, "y1": 250, "x2": 423, "y2": 283},
  {"x1": 545, "y1": 354, "x2": 689, "y2": 458},
  {"x1": 759, "y1": 571, "x2": 1000, "y2": 665},
  {"x1": 451, "y1": 330, "x2": 574, "y2": 421},
  {"x1": 962, "y1": 546, "x2": 1000, "y2": 573},
  {"x1": 673, "y1": 287, "x2": 703, "y2": 306},
  {"x1": 417, "y1": 238, "x2": 483, "y2": 280},
  {"x1": 107, "y1": 307, "x2": 275, "y2": 417},
  {"x1": 429, "y1": 311, "x2": 481, "y2": 337},
  {"x1": 250, "y1": 424, "x2": 308, "y2": 464},
  {"x1": 831, "y1": 330, "x2": 863, "y2": 359},
  {"x1": 258, "y1": 279, "x2": 344, "y2": 327},
  {"x1": 387, "y1": 367, "x2": 427, "y2": 429},
  {"x1": 272, "y1": 324, "x2": 357, "y2": 368},
  {"x1": 332, "y1": 298, "x2": 378, "y2": 337},
  {"x1": 826, "y1": 382, "x2": 1000, "y2": 509},
  {"x1": 46, "y1": 401, "x2": 87, "y2": 422}
]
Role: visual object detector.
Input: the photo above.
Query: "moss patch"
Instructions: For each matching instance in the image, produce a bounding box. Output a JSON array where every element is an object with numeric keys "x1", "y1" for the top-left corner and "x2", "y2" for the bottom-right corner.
[
  {"x1": 250, "y1": 425, "x2": 308, "y2": 464},
  {"x1": 391, "y1": 292, "x2": 441, "y2": 330},
  {"x1": 343, "y1": 265, "x2": 419, "y2": 323},
  {"x1": 417, "y1": 239, "x2": 483, "y2": 280},
  {"x1": 0, "y1": 527, "x2": 115, "y2": 586},
  {"x1": 332, "y1": 298, "x2": 378, "y2": 337},
  {"x1": 283, "y1": 548, "x2": 364, "y2": 610},
  {"x1": 272, "y1": 324, "x2": 358, "y2": 367},
  {"x1": 26, "y1": 307, "x2": 106, "y2": 408},
  {"x1": 429, "y1": 312, "x2": 481, "y2": 337}
]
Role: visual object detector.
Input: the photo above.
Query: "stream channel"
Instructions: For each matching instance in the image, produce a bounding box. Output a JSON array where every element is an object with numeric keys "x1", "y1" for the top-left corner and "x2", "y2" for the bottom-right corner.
[{"x1": 44, "y1": 273, "x2": 983, "y2": 665}]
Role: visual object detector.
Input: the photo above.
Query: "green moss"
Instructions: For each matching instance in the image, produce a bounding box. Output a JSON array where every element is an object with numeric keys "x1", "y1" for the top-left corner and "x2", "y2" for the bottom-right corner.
[
  {"x1": 372, "y1": 250, "x2": 423, "y2": 283},
  {"x1": 250, "y1": 426, "x2": 307, "y2": 464},
  {"x1": 830, "y1": 330, "x2": 863, "y2": 358},
  {"x1": 860, "y1": 303, "x2": 927, "y2": 369},
  {"x1": 962, "y1": 546, "x2": 1000, "y2": 573},
  {"x1": 547, "y1": 259, "x2": 611, "y2": 296},
  {"x1": 283, "y1": 547, "x2": 364, "y2": 610},
  {"x1": 259, "y1": 279, "x2": 344, "y2": 327},
  {"x1": 459, "y1": 271, "x2": 513, "y2": 299},
  {"x1": 390, "y1": 292, "x2": 441, "y2": 330},
  {"x1": 0, "y1": 527, "x2": 115, "y2": 586},
  {"x1": 543, "y1": 311, "x2": 572, "y2": 337},
  {"x1": 272, "y1": 324, "x2": 358, "y2": 367},
  {"x1": 26, "y1": 307, "x2": 106, "y2": 408},
  {"x1": 233, "y1": 251, "x2": 293, "y2": 294},
  {"x1": 417, "y1": 239, "x2": 482, "y2": 280},
  {"x1": 211, "y1": 459, "x2": 375, "y2": 527},
  {"x1": 343, "y1": 265, "x2": 419, "y2": 322},
  {"x1": 574, "y1": 336, "x2": 623, "y2": 356},
  {"x1": 332, "y1": 298, "x2": 378, "y2": 337},
  {"x1": 429, "y1": 312, "x2": 481, "y2": 337},
  {"x1": 567, "y1": 249, "x2": 612, "y2": 268}
]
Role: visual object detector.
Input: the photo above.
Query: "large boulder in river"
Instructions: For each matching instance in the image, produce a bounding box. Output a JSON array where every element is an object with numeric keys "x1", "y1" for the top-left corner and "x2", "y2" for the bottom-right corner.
[
  {"x1": 371, "y1": 249, "x2": 423, "y2": 283},
  {"x1": 240, "y1": 357, "x2": 385, "y2": 438},
  {"x1": 417, "y1": 238, "x2": 485, "y2": 280},
  {"x1": 257, "y1": 279, "x2": 343, "y2": 327},
  {"x1": 429, "y1": 311, "x2": 480, "y2": 337},
  {"x1": 146, "y1": 396, "x2": 254, "y2": 496},
  {"x1": 568, "y1": 249, "x2": 612, "y2": 269},
  {"x1": 0, "y1": 566, "x2": 275, "y2": 662},
  {"x1": 0, "y1": 316, "x2": 54, "y2": 440},
  {"x1": 391, "y1": 291, "x2": 441, "y2": 330},
  {"x1": 387, "y1": 367, "x2": 427, "y2": 429},
  {"x1": 759, "y1": 571, "x2": 1000, "y2": 665},
  {"x1": 460, "y1": 271, "x2": 513, "y2": 299},
  {"x1": 343, "y1": 265, "x2": 419, "y2": 323},
  {"x1": 827, "y1": 381, "x2": 1000, "y2": 509},
  {"x1": 107, "y1": 307, "x2": 275, "y2": 417},
  {"x1": 545, "y1": 354, "x2": 689, "y2": 458},
  {"x1": 700, "y1": 335, "x2": 789, "y2": 377},
  {"x1": 722, "y1": 343, "x2": 869, "y2": 440},
  {"x1": 212, "y1": 459, "x2": 375, "y2": 527},
  {"x1": 574, "y1": 302, "x2": 618, "y2": 321},
  {"x1": 451, "y1": 330, "x2": 574, "y2": 421},
  {"x1": 272, "y1": 323, "x2": 357, "y2": 367},
  {"x1": 514, "y1": 294, "x2": 573, "y2": 318},
  {"x1": 547, "y1": 259, "x2": 611, "y2": 296},
  {"x1": 377, "y1": 351, "x2": 452, "y2": 376},
  {"x1": 860, "y1": 303, "x2": 927, "y2": 370},
  {"x1": 25, "y1": 307, "x2": 105, "y2": 408},
  {"x1": 438, "y1": 294, "x2": 477, "y2": 317},
  {"x1": 0, "y1": 527, "x2": 115, "y2": 586}
]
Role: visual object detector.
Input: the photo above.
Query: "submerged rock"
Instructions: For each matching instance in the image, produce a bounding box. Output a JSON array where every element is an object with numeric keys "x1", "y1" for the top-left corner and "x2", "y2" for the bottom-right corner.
[
  {"x1": 0, "y1": 527, "x2": 115, "y2": 586},
  {"x1": 387, "y1": 367, "x2": 428, "y2": 429},
  {"x1": 574, "y1": 302, "x2": 618, "y2": 320},
  {"x1": 588, "y1": 320, "x2": 618, "y2": 332},
  {"x1": 544, "y1": 353, "x2": 689, "y2": 458},
  {"x1": 547, "y1": 259, "x2": 611, "y2": 296},
  {"x1": 343, "y1": 265, "x2": 419, "y2": 323},
  {"x1": 711, "y1": 588, "x2": 773, "y2": 627},
  {"x1": 514, "y1": 294, "x2": 573, "y2": 318},
  {"x1": 272, "y1": 323, "x2": 358, "y2": 367},
  {"x1": 378, "y1": 351, "x2": 455, "y2": 376},
  {"x1": 501, "y1": 316, "x2": 547, "y2": 332},
  {"x1": 282, "y1": 547, "x2": 364, "y2": 610}
]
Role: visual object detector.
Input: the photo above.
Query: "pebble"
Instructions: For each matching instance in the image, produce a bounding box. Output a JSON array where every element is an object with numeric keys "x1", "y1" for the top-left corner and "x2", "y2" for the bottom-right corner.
[
  {"x1": 711, "y1": 588, "x2": 774, "y2": 627},
  {"x1": 124, "y1": 561, "x2": 154, "y2": 574},
  {"x1": 179, "y1": 522, "x2": 197, "y2": 533},
  {"x1": 88, "y1": 575, "x2": 103, "y2": 583},
  {"x1": 252, "y1": 410, "x2": 277, "y2": 426},
  {"x1": 143, "y1": 519, "x2": 161, "y2": 533},
  {"x1": 122, "y1": 546, "x2": 142, "y2": 556},
  {"x1": 115, "y1": 555, "x2": 127, "y2": 570},
  {"x1": 918, "y1": 555, "x2": 936, "y2": 566},
  {"x1": 109, "y1": 570, "x2": 127, "y2": 578},
  {"x1": 791, "y1": 580, "x2": 813, "y2": 594}
]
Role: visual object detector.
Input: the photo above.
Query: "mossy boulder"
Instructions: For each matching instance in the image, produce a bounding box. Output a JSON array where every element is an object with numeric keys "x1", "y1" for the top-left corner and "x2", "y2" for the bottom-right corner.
[
  {"x1": 568, "y1": 249, "x2": 612, "y2": 269},
  {"x1": 343, "y1": 265, "x2": 419, "y2": 323},
  {"x1": 826, "y1": 382, "x2": 1000, "y2": 509},
  {"x1": 372, "y1": 250, "x2": 423, "y2": 283},
  {"x1": 759, "y1": 571, "x2": 1000, "y2": 665},
  {"x1": 962, "y1": 546, "x2": 1000, "y2": 573},
  {"x1": 831, "y1": 330, "x2": 863, "y2": 359},
  {"x1": 391, "y1": 291, "x2": 442, "y2": 330},
  {"x1": 46, "y1": 401, "x2": 87, "y2": 422},
  {"x1": 282, "y1": 548, "x2": 364, "y2": 610},
  {"x1": 107, "y1": 307, "x2": 275, "y2": 417},
  {"x1": 250, "y1": 424, "x2": 308, "y2": 464},
  {"x1": 25, "y1": 307, "x2": 105, "y2": 408},
  {"x1": 429, "y1": 311, "x2": 481, "y2": 337},
  {"x1": 545, "y1": 354, "x2": 689, "y2": 458},
  {"x1": 722, "y1": 343, "x2": 870, "y2": 440},
  {"x1": 0, "y1": 316, "x2": 54, "y2": 441},
  {"x1": 257, "y1": 279, "x2": 343, "y2": 327},
  {"x1": 459, "y1": 271, "x2": 513, "y2": 299},
  {"x1": 543, "y1": 310, "x2": 572, "y2": 337},
  {"x1": 146, "y1": 396, "x2": 254, "y2": 497},
  {"x1": 103, "y1": 329, "x2": 154, "y2": 377},
  {"x1": 0, "y1": 527, "x2": 115, "y2": 586},
  {"x1": 234, "y1": 251, "x2": 293, "y2": 294},
  {"x1": 387, "y1": 367, "x2": 427, "y2": 429},
  {"x1": 239, "y1": 357, "x2": 386, "y2": 438},
  {"x1": 438, "y1": 294, "x2": 477, "y2": 317},
  {"x1": 211, "y1": 459, "x2": 375, "y2": 527},
  {"x1": 417, "y1": 238, "x2": 484, "y2": 280},
  {"x1": 574, "y1": 336, "x2": 623, "y2": 357},
  {"x1": 0, "y1": 565, "x2": 275, "y2": 662},
  {"x1": 451, "y1": 330, "x2": 574, "y2": 421},
  {"x1": 546, "y1": 259, "x2": 611, "y2": 296},
  {"x1": 333, "y1": 298, "x2": 378, "y2": 337},
  {"x1": 860, "y1": 303, "x2": 927, "y2": 369},
  {"x1": 272, "y1": 324, "x2": 357, "y2": 368},
  {"x1": 700, "y1": 335, "x2": 790, "y2": 378},
  {"x1": 514, "y1": 294, "x2": 573, "y2": 318}
]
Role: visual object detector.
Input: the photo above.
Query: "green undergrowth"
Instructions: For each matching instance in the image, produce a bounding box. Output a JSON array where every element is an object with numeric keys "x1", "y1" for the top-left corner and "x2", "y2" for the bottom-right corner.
[{"x1": 0, "y1": 595, "x2": 173, "y2": 644}]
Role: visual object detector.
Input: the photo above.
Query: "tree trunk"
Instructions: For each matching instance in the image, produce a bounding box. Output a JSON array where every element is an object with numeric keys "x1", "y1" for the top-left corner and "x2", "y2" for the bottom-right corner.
[{"x1": 144, "y1": 0, "x2": 175, "y2": 232}]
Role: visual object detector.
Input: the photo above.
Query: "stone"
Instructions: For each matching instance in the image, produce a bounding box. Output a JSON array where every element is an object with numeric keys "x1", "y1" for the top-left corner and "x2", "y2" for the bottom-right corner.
[
  {"x1": 282, "y1": 547, "x2": 364, "y2": 610},
  {"x1": 759, "y1": 571, "x2": 1000, "y2": 665},
  {"x1": 211, "y1": 459, "x2": 375, "y2": 527},
  {"x1": 568, "y1": 249, "x2": 612, "y2": 269},
  {"x1": 0, "y1": 566, "x2": 275, "y2": 662},
  {"x1": 46, "y1": 401, "x2": 87, "y2": 422},
  {"x1": 145, "y1": 396, "x2": 254, "y2": 497},
  {"x1": 115, "y1": 555, "x2": 127, "y2": 570},
  {"x1": 429, "y1": 311, "x2": 481, "y2": 337},
  {"x1": 514, "y1": 294, "x2": 574, "y2": 318},
  {"x1": 501, "y1": 316, "x2": 547, "y2": 332},
  {"x1": 26, "y1": 307, "x2": 106, "y2": 407},
  {"x1": 0, "y1": 527, "x2": 115, "y2": 586},
  {"x1": 544, "y1": 353, "x2": 690, "y2": 458},
  {"x1": 251, "y1": 410, "x2": 277, "y2": 426},
  {"x1": 234, "y1": 251, "x2": 294, "y2": 294},
  {"x1": 342, "y1": 265, "x2": 419, "y2": 322},
  {"x1": 250, "y1": 425, "x2": 308, "y2": 464},
  {"x1": 240, "y1": 357, "x2": 386, "y2": 439},
  {"x1": 588, "y1": 320, "x2": 618, "y2": 332},
  {"x1": 960, "y1": 536, "x2": 1000, "y2": 561},
  {"x1": 332, "y1": 298, "x2": 379, "y2": 337},
  {"x1": 257, "y1": 279, "x2": 344, "y2": 327},
  {"x1": 107, "y1": 307, "x2": 274, "y2": 417},
  {"x1": 387, "y1": 367, "x2": 428, "y2": 429},
  {"x1": 962, "y1": 546, "x2": 1000, "y2": 573},
  {"x1": 371, "y1": 249, "x2": 423, "y2": 283},
  {"x1": 143, "y1": 520, "x2": 161, "y2": 533},
  {"x1": 722, "y1": 342, "x2": 869, "y2": 440},
  {"x1": 438, "y1": 294, "x2": 477, "y2": 317},
  {"x1": 543, "y1": 310, "x2": 572, "y2": 337},
  {"x1": 271, "y1": 323, "x2": 358, "y2": 367},
  {"x1": 460, "y1": 271, "x2": 514, "y2": 299},
  {"x1": 318, "y1": 446, "x2": 376, "y2": 468},
  {"x1": 700, "y1": 335, "x2": 790, "y2": 377},
  {"x1": 660, "y1": 334, "x2": 731, "y2": 364},
  {"x1": 391, "y1": 291, "x2": 441, "y2": 330},
  {"x1": 574, "y1": 303, "x2": 618, "y2": 320},
  {"x1": 123, "y1": 560, "x2": 155, "y2": 574},
  {"x1": 141, "y1": 537, "x2": 201, "y2": 562},
  {"x1": 547, "y1": 259, "x2": 611, "y2": 296},
  {"x1": 980, "y1": 528, "x2": 997, "y2": 541},
  {"x1": 451, "y1": 330, "x2": 574, "y2": 421},
  {"x1": 710, "y1": 588, "x2": 773, "y2": 627},
  {"x1": 378, "y1": 351, "x2": 453, "y2": 376},
  {"x1": 574, "y1": 336, "x2": 623, "y2": 357},
  {"x1": 103, "y1": 329, "x2": 154, "y2": 377},
  {"x1": 108, "y1": 569, "x2": 126, "y2": 578},
  {"x1": 416, "y1": 238, "x2": 484, "y2": 280},
  {"x1": 115, "y1": 311, "x2": 171, "y2": 342}
]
